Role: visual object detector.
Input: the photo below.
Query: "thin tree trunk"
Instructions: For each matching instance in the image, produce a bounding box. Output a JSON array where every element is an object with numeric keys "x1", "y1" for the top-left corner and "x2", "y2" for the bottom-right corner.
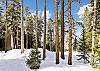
[
  {"x1": 91, "y1": 0, "x2": 96, "y2": 65},
  {"x1": 55, "y1": 0, "x2": 59, "y2": 64},
  {"x1": 21, "y1": 0, "x2": 24, "y2": 53},
  {"x1": 36, "y1": 0, "x2": 38, "y2": 49},
  {"x1": 5, "y1": 0, "x2": 7, "y2": 52},
  {"x1": 43, "y1": 0, "x2": 46, "y2": 60},
  {"x1": 40, "y1": 16, "x2": 42, "y2": 46},
  {"x1": 61, "y1": 0, "x2": 65, "y2": 59},
  {"x1": 16, "y1": 27, "x2": 19, "y2": 49},
  {"x1": 11, "y1": 1, "x2": 14, "y2": 49},
  {"x1": 48, "y1": 20, "x2": 52, "y2": 51},
  {"x1": 38, "y1": 16, "x2": 42, "y2": 48},
  {"x1": 68, "y1": 0, "x2": 72, "y2": 65},
  {"x1": 36, "y1": 0, "x2": 40, "y2": 49},
  {"x1": 50, "y1": 28, "x2": 52, "y2": 51},
  {"x1": 26, "y1": 32, "x2": 28, "y2": 49},
  {"x1": 11, "y1": 31, "x2": 14, "y2": 49},
  {"x1": 98, "y1": 35, "x2": 100, "y2": 46}
]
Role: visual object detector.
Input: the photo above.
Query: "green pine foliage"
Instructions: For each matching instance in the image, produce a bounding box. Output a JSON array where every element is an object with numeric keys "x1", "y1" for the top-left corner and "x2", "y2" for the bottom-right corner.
[
  {"x1": 92, "y1": 37, "x2": 100, "y2": 69},
  {"x1": 91, "y1": 0, "x2": 100, "y2": 68},
  {"x1": 92, "y1": 47, "x2": 100, "y2": 69},
  {"x1": 46, "y1": 19, "x2": 54, "y2": 51},
  {"x1": 77, "y1": 25, "x2": 90, "y2": 63},
  {"x1": 73, "y1": 36, "x2": 78, "y2": 51},
  {"x1": 26, "y1": 48, "x2": 41, "y2": 69},
  {"x1": 26, "y1": 15, "x2": 41, "y2": 69}
]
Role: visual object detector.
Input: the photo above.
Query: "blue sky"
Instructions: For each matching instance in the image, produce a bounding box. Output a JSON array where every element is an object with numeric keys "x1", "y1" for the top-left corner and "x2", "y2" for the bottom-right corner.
[
  {"x1": 24, "y1": 0, "x2": 89, "y2": 21},
  {"x1": 24, "y1": 0, "x2": 90, "y2": 37}
]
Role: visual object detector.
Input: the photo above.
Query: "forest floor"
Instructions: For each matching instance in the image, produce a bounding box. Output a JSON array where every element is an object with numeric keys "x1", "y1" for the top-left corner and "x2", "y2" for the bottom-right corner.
[{"x1": 0, "y1": 48, "x2": 100, "y2": 71}]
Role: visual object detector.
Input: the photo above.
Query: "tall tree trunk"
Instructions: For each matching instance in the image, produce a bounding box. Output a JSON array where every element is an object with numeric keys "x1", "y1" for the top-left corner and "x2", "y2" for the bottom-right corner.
[
  {"x1": 50, "y1": 30, "x2": 52, "y2": 51},
  {"x1": 68, "y1": 0, "x2": 72, "y2": 65},
  {"x1": 21, "y1": 0, "x2": 24, "y2": 53},
  {"x1": 55, "y1": 0, "x2": 59, "y2": 64},
  {"x1": 98, "y1": 35, "x2": 100, "y2": 46},
  {"x1": 91, "y1": 0, "x2": 96, "y2": 66},
  {"x1": 48, "y1": 19, "x2": 52, "y2": 51},
  {"x1": 38, "y1": 16, "x2": 42, "y2": 48},
  {"x1": 16, "y1": 27, "x2": 19, "y2": 49},
  {"x1": 36, "y1": 0, "x2": 40, "y2": 49},
  {"x1": 5, "y1": 0, "x2": 7, "y2": 52},
  {"x1": 11, "y1": 1, "x2": 14, "y2": 49},
  {"x1": 35, "y1": 0, "x2": 38, "y2": 49},
  {"x1": 11, "y1": 31, "x2": 14, "y2": 49},
  {"x1": 26, "y1": 32, "x2": 28, "y2": 49},
  {"x1": 61, "y1": 0, "x2": 65, "y2": 59},
  {"x1": 50, "y1": 22, "x2": 52, "y2": 51},
  {"x1": 43, "y1": 0, "x2": 46, "y2": 60}
]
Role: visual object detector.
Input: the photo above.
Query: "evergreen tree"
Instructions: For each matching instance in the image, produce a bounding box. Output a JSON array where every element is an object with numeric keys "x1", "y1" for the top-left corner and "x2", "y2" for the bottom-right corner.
[
  {"x1": 77, "y1": 24, "x2": 90, "y2": 63},
  {"x1": 46, "y1": 18, "x2": 53, "y2": 51},
  {"x1": 26, "y1": 48, "x2": 41, "y2": 69},
  {"x1": 73, "y1": 36, "x2": 78, "y2": 51},
  {"x1": 26, "y1": 28, "x2": 41, "y2": 69},
  {"x1": 92, "y1": 0, "x2": 100, "y2": 67},
  {"x1": 26, "y1": 10, "x2": 41, "y2": 69}
]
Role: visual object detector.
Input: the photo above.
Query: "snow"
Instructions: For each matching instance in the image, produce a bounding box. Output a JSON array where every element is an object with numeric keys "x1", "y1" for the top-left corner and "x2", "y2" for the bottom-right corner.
[{"x1": 0, "y1": 49, "x2": 100, "y2": 71}]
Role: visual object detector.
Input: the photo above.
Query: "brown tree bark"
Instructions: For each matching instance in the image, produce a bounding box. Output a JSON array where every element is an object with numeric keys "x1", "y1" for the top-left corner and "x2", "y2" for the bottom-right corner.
[
  {"x1": 61, "y1": 0, "x2": 65, "y2": 59},
  {"x1": 54, "y1": 0, "x2": 59, "y2": 64},
  {"x1": 68, "y1": 0, "x2": 72, "y2": 65},
  {"x1": 43, "y1": 0, "x2": 46, "y2": 60},
  {"x1": 21, "y1": 0, "x2": 24, "y2": 53},
  {"x1": 36, "y1": 0, "x2": 38, "y2": 49},
  {"x1": 36, "y1": 0, "x2": 40, "y2": 49},
  {"x1": 5, "y1": 0, "x2": 8, "y2": 52}
]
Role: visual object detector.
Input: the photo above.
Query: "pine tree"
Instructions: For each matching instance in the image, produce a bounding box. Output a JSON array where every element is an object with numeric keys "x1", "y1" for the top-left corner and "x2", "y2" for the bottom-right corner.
[
  {"x1": 0, "y1": 3, "x2": 5, "y2": 50},
  {"x1": 26, "y1": 8, "x2": 41, "y2": 69},
  {"x1": 73, "y1": 36, "x2": 78, "y2": 51},
  {"x1": 91, "y1": 0, "x2": 100, "y2": 68},
  {"x1": 26, "y1": 28, "x2": 41, "y2": 69},
  {"x1": 26, "y1": 48, "x2": 41, "y2": 69},
  {"x1": 77, "y1": 24, "x2": 90, "y2": 63}
]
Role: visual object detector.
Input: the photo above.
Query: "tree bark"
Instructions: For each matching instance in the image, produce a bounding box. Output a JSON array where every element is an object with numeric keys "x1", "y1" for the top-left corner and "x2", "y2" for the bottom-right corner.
[
  {"x1": 48, "y1": 19, "x2": 52, "y2": 51},
  {"x1": 43, "y1": 0, "x2": 46, "y2": 60},
  {"x1": 16, "y1": 27, "x2": 19, "y2": 49},
  {"x1": 91, "y1": 0, "x2": 96, "y2": 65},
  {"x1": 21, "y1": 0, "x2": 24, "y2": 53},
  {"x1": 61, "y1": 0, "x2": 65, "y2": 59},
  {"x1": 11, "y1": 31, "x2": 14, "y2": 49},
  {"x1": 55, "y1": 0, "x2": 59, "y2": 64},
  {"x1": 68, "y1": 0, "x2": 72, "y2": 65},
  {"x1": 5, "y1": 0, "x2": 8, "y2": 52},
  {"x1": 26, "y1": 32, "x2": 28, "y2": 49}
]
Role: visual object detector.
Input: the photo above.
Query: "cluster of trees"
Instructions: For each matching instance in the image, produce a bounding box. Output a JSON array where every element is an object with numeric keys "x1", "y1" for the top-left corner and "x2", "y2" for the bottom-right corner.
[
  {"x1": 0, "y1": 0, "x2": 100, "y2": 69},
  {"x1": 75, "y1": 0, "x2": 100, "y2": 68}
]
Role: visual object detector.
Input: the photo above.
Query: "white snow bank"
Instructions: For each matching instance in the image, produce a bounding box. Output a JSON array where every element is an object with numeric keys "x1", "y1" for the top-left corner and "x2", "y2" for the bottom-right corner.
[
  {"x1": 0, "y1": 49, "x2": 100, "y2": 71},
  {"x1": 0, "y1": 49, "x2": 32, "y2": 60}
]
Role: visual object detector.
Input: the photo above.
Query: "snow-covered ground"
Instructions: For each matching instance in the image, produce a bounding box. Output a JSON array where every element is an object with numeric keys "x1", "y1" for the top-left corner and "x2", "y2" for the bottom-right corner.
[{"x1": 0, "y1": 49, "x2": 100, "y2": 71}]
